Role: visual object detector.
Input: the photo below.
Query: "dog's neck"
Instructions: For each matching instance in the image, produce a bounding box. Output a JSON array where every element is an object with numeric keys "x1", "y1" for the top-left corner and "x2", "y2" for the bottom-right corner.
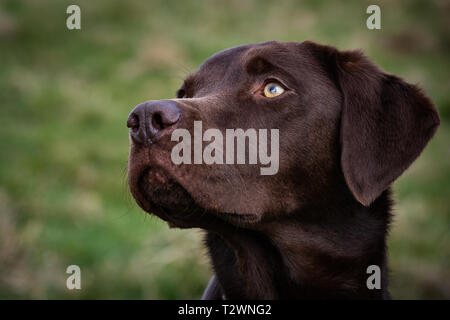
[{"x1": 205, "y1": 189, "x2": 392, "y2": 299}]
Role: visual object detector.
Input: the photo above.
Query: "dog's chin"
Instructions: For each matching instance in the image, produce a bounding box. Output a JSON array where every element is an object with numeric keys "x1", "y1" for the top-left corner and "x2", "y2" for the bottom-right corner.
[{"x1": 130, "y1": 166, "x2": 261, "y2": 228}]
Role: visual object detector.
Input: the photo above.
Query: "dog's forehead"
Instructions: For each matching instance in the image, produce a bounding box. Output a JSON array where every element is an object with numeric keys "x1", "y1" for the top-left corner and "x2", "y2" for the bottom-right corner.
[
  {"x1": 200, "y1": 44, "x2": 252, "y2": 70},
  {"x1": 184, "y1": 41, "x2": 306, "y2": 91},
  {"x1": 198, "y1": 41, "x2": 300, "y2": 73}
]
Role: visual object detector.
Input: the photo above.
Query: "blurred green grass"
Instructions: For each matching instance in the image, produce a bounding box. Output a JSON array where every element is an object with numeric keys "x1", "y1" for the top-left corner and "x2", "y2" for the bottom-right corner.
[{"x1": 0, "y1": 0, "x2": 448, "y2": 299}]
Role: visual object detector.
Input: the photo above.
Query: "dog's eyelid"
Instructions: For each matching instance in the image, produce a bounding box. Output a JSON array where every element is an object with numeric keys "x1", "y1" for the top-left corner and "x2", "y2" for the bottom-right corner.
[
  {"x1": 262, "y1": 77, "x2": 292, "y2": 93},
  {"x1": 176, "y1": 88, "x2": 186, "y2": 98},
  {"x1": 176, "y1": 81, "x2": 190, "y2": 98}
]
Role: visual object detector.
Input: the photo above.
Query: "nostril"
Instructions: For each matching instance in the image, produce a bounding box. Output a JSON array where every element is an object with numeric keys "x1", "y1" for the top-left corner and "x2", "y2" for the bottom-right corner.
[
  {"x1": 131, "y1": 124, "x2": 139, "y2": 133},
  {"x1": 127, "y1": 113, "x2": 139, "y2": 132},
  {"x1": 152, "y1": 113, "x2": 163, "y2": 131}
]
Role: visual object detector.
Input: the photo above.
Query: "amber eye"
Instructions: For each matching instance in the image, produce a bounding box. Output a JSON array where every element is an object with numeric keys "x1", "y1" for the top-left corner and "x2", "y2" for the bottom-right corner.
[{"x1": 263, "y1": 82, "x2": 285, "y2": 98}]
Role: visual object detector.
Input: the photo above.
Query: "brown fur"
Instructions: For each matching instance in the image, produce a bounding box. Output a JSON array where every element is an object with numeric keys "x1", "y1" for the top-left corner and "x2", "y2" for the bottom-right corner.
[{"x1": 127, "y1": 41, "x2": 439, "y2": 299}]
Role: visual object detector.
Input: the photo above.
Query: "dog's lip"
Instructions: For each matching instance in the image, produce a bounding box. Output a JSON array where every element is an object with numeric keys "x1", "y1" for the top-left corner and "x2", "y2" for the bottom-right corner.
[
  {"x1": 144, "y1": 166, "x2": 171, "y2": 185},
  {"x1": 133, "y1": 165, "x2": 261, "y2": 225},
  {"x1": 224, "y1": 212, "x2": 261, "y2": 224},
  {"x1": 136, "y1": 166, "x2": 175, "y2": 199}
]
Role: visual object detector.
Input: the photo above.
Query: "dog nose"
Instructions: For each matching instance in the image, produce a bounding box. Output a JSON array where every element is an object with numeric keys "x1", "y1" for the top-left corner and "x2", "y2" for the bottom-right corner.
[{"x1": 127, "y1": 100, "x2": 181, "y2": 145}]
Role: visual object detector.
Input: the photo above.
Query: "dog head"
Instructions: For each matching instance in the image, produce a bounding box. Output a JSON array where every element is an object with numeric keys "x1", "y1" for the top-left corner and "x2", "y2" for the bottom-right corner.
[{"x1": 127, "y1": 41, "x2": 439, "y2": 228}]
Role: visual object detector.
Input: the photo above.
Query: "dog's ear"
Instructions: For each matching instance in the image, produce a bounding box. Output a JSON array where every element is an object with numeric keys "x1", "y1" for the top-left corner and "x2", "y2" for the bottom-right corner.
[{"x1": 305, "y1": 41, "x2": 440, "y2": 206}]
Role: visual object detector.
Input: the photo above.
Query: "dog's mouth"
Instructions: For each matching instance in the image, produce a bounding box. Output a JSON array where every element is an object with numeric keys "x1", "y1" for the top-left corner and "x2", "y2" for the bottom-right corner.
[
  {"x1": 131, "y1": 166, "x2": 261, "y2": 227},
  {"x1": 137, "y1": 167, "x2": 197, "y2": 214}
]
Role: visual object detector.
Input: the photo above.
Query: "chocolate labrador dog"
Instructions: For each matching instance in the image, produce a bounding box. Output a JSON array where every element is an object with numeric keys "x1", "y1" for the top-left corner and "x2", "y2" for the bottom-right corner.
[{"x1": 126, "y1": 41, "x2": 439, "y2": 299}]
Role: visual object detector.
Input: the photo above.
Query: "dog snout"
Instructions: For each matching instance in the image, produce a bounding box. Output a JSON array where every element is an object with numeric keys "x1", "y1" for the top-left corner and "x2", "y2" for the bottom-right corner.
[{"x1": 127, "y1": 100, "x2": 181, "y2": 145}]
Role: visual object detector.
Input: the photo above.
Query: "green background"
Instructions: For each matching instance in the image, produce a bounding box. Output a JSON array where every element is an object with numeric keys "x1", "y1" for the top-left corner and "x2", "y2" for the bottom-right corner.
[{"x1": 0, "y1": 0, "x2": 449, "y2": 299}]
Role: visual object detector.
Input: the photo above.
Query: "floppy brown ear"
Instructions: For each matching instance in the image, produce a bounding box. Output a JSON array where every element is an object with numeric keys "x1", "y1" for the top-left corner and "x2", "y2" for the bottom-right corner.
[{"x1": 305, "y1": 41, "x2": 440, "y2": 206}]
